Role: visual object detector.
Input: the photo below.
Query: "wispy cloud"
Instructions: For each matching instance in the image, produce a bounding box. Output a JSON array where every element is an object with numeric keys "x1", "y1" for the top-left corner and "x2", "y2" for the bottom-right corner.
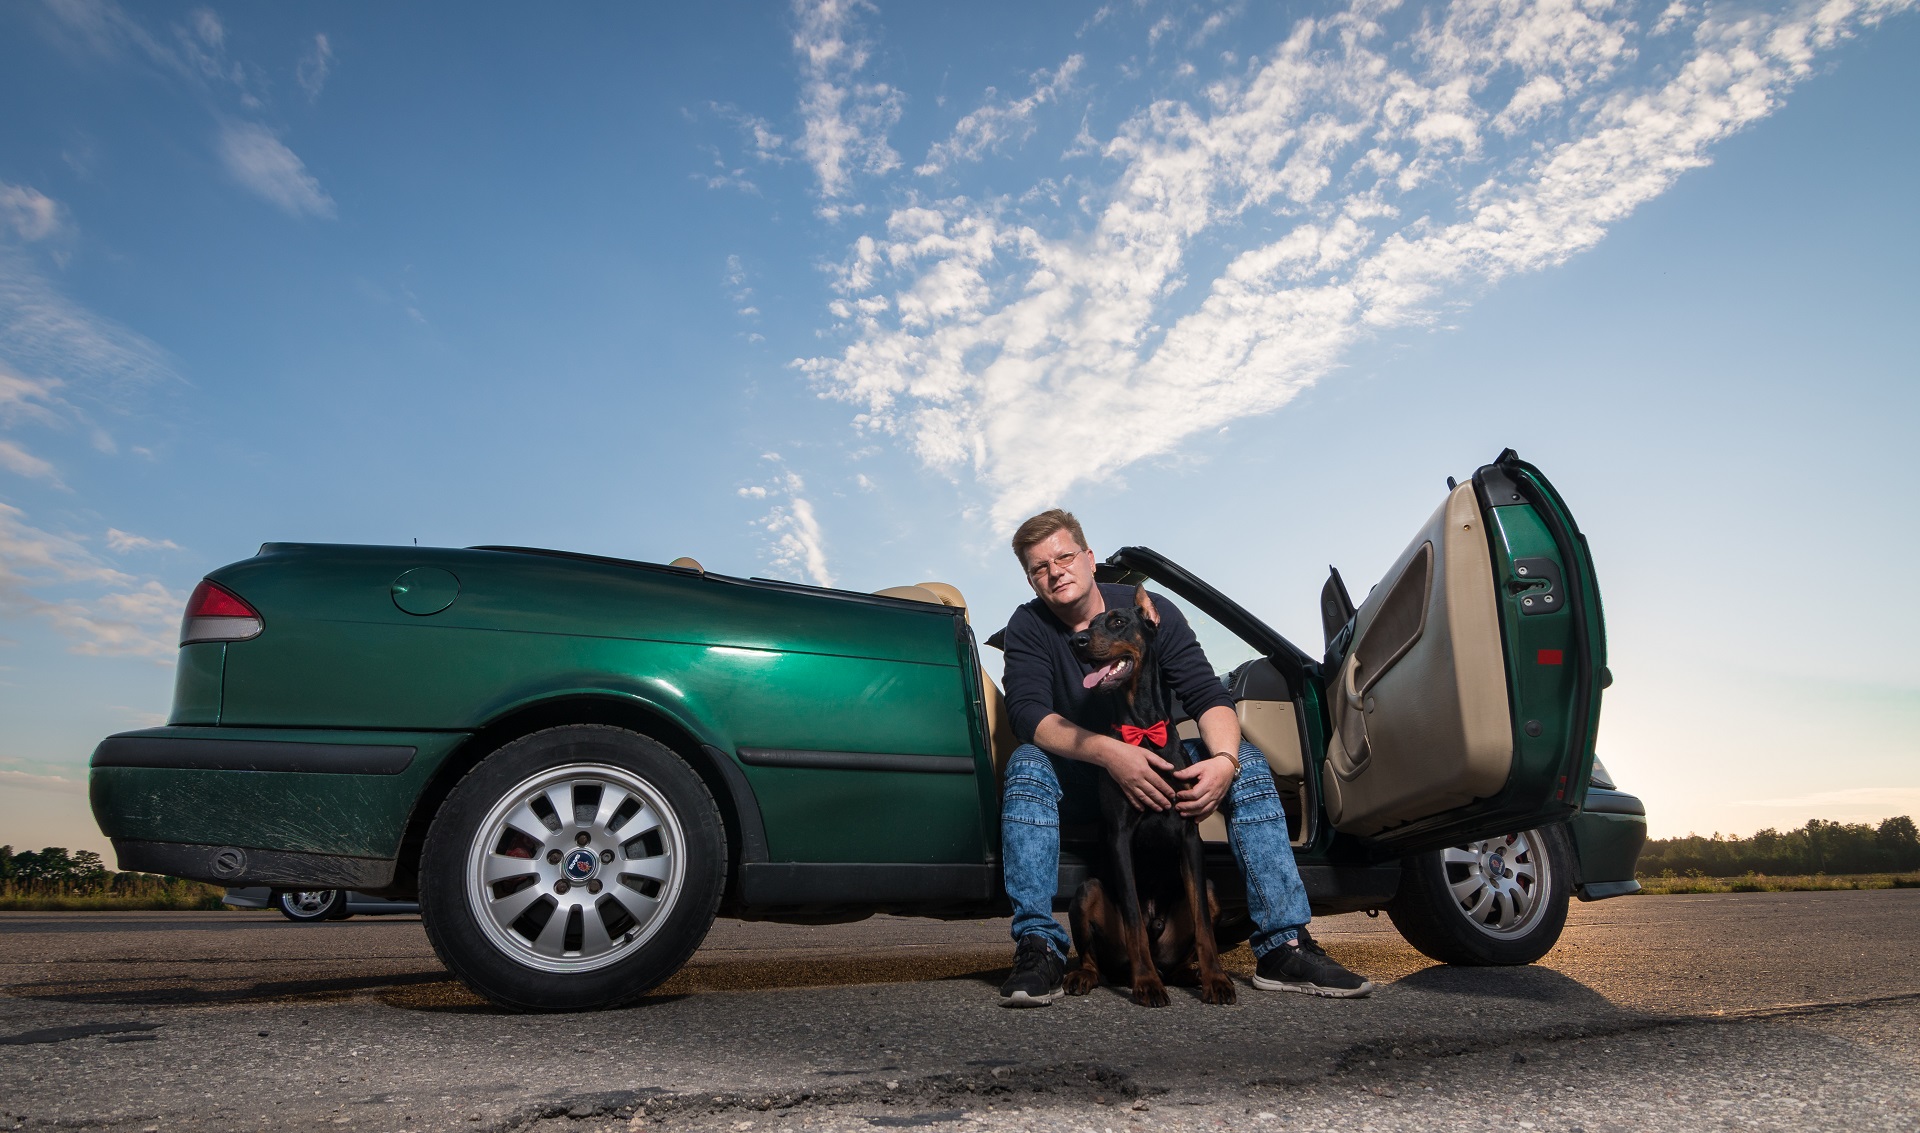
[
  {"x1": 0, "y1": 503, "x2": 181, "y2": 659},
  {"x1": 217, "y1": 121, "x2": 336, "y2": 219},
  {"x1": 297, "y1": 32, "x2": 333, "y2": 101},
  {"x1": 0, "y1": 245, "x2": 175, "y2": 405},
  {"x1": 792, "y1": 0, "x2": 904, "y2": 204},
  {"x1": 0, "y1": 184, "x2": 64, "y2": 243},
  {"x1": 798, "y1": 0, "x2": 1916, "y2": 530},
  {"x1": 742, "y1": 459, "x2": 836, "y2": 587},
  {"x1": 105, "y1": 528, "x2": 180, "y2": 553},
  {"x1": 724, "y1": 254, "x2": 762, "y2": 325},
  {"x1": 0, "y1": 768, "x2": 86, "y2": 795},
  {"x1": 0, "y1": 438, "x2": 61, "y2": 484},
  {"x1": 917, "y1": 54, "x2": 1084, "y2": 176}
]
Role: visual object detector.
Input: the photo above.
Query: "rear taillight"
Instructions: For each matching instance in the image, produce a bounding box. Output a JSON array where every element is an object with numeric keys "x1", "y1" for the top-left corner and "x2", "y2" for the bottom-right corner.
[{"x1": 180, "y1": 579, "x2": 263, "y2": 645}]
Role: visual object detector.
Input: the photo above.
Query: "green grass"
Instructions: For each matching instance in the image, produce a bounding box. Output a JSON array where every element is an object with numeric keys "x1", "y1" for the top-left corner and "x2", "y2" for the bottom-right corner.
[
  {"x1": 0, "y1": 880, "x2": 232, "y2": 911},
  {"x1": 1634, "y1": 870, "x2": 1920, "y2": 895}
]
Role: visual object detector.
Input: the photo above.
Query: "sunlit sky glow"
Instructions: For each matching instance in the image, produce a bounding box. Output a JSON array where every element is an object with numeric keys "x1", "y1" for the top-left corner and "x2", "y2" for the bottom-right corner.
[{"x1": 1, "y1": 0, "x2": 1915, "y2": 860}]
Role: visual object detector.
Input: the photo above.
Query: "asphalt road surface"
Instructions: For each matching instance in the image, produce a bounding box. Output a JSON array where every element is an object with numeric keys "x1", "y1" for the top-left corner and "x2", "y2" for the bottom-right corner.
[{"x1": 2, "y1": 890, "x2": 1916, "y2": 1132}]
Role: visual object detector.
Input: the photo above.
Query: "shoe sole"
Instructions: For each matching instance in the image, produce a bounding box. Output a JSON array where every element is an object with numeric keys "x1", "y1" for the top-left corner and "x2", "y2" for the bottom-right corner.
[
  {"x1": 1250, "y1": 975, "x2": 1376, "y2": 998},
  {"x1": 999, "y1": 989, "x2": 1063, "y2": 1008}
]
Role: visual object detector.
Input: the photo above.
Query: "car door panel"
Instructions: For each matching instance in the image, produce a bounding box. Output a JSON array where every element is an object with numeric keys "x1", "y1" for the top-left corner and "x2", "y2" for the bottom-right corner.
[
  {"x1": 1323, "y1": 483, "x2": 1514, "y2": 835},
  {"x1": 1326, "y1": 453, "x2": 1605, "y2": 853}
]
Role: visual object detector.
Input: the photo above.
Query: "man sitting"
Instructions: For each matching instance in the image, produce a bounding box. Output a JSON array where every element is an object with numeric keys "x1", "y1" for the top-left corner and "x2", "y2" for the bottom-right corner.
[{"x1": 996, "y1": 508, "x2": 1374, "y2": 1006}]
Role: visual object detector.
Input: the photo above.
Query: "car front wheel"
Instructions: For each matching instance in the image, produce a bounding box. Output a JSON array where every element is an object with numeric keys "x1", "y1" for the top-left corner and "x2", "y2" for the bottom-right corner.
[
  {"x1": 418, "y1": 725, "x2": 728, "y2": 1011},
  {"x1": 275, "y1": 889, "x2": 349, "y2": 922},
  {"x1": 1387, "y1": 824, "x2": 1572, "y2": 966}
]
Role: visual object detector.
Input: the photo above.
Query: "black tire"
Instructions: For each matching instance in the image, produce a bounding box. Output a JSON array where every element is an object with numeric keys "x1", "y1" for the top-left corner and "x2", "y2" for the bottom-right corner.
[
  {"x1": 275, "y1": 888, "x2": 348, "y2": 922},
  {"x1": 418, "y1": 725, "x2": 727, "y2": 1012},
  {"x1": 1387, "y1": 824, "x2": 1573, "y2": 966}
]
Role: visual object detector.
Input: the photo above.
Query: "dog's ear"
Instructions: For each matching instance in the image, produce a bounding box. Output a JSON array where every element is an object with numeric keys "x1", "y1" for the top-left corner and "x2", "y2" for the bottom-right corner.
[{"x1": 1134, "y1": 585, "x2": 1160, "y2": 628}]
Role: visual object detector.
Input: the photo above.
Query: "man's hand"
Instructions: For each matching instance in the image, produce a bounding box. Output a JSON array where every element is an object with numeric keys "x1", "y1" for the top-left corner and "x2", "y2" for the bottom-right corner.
[
  {"x1": 1101, "y1": 740, "x2": 1178, "y2": 812},
  {"x1": 1172, "y1": 755, "x2": 1237, "y2": 819}
]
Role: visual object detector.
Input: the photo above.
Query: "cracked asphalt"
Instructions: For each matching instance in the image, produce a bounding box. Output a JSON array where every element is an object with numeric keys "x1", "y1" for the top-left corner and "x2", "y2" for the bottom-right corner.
[{"x1": 2, "y1": 890, "x2": 1916, "y2": 1132}]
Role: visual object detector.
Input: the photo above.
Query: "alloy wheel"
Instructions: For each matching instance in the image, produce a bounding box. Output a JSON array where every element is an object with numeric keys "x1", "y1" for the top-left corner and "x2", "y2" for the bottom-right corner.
[
  {"x1": 281, "y1": 890, "x2": 340, "y2": 918},
  {"x1": 1440, "y1": 830, "x2": 1552, "y2": 940},
  {"x1": 465, "y1": 763, "x2": 688, "y2": 974}
]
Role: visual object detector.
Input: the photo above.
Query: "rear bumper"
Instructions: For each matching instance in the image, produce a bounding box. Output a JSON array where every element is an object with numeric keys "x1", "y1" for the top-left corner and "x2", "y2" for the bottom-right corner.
[
  {"x1": 1570, "y1": 788, "x2": 1647, "y2": 901},
  {"x1": 90, "y1": 726, "x2": 466, "y2": 886},
  {"x1": 117, "y1": 840, "x2": 397, "y2": 890}
]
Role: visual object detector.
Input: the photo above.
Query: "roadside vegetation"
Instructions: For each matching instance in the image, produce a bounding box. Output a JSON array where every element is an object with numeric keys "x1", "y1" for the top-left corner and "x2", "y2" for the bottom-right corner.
[
  {"x1": 0, "y1": 845, "x2": 228, "y2": 910},
  {"x1": 1634, "y1": 816, "x2": 1920, "y2": 895},
  {"x1": 7, "y1": 818, "x2": 1918, "y2": 910}
]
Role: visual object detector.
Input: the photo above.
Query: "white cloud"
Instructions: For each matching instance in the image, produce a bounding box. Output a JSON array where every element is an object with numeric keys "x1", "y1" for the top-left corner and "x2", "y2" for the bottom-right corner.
[
  {"x1": 0, "y1": 439, "x2": 60, "y2": 483},
  {"x1": 0, "y1": 184, "x2": 63, "y2": 242},
  {"x1": 0, "y1": 503, "x2": 181, "y2": 659},
  {"x1": 1652, "y1": 2, "x2": 1691, "y2": 36},
  {"x1": 917, "y1": 55, "x2": 1084, "y2": 176},
  {"x1": 297, "y1": 33, "x2": 333, "y2": 101},
  {"x1": 747, "y1": 466, "x2": 836, "y2": 587},
  {"x1": 217, "y1": 121, "x2": 336, "y2": 219},
  {"x1": 0, "y1": 368, "x2": 67, "y2": 430},
  {"x1": 792, "y1": 0, "x2": 904, "y2": 200},
  {"x1": 798, "y1": 0, "x2": 1915, "y2": 530},
  {"x1": 105, "y1": 528, "x2": 181, "y2": 553},
  {"x1": 710, "y1": 102, "x2": 789, "y2": 163}
]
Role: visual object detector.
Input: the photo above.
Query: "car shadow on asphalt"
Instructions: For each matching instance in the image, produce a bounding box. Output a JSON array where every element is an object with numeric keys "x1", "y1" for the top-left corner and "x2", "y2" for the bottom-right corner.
[
  {"x1": 10, "y1": 968, "x2": 460, "y2": 1007},
  {"x1": 1392, "y1": 962, "x2": 1621, "y2": 1005}
]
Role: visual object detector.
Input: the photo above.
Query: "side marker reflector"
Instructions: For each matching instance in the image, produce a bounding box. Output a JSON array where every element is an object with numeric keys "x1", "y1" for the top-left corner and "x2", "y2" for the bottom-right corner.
[{"x1": 1537, "y1": 649, "x2": 1564, "y2": 665}]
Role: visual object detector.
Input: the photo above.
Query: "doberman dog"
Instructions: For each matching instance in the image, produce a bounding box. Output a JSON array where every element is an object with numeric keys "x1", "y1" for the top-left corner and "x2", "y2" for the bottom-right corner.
[{"x1": 1063, "y1": 585, "x2": 1236, "y2": 1008}]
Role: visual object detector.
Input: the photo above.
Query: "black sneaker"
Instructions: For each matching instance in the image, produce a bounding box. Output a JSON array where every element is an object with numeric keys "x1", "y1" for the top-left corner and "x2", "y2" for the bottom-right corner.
[
  {"x1": 1252, "y1": 930, "x2": 1374, "y2": 998},
  {"x1": 998, "y1": 935, "x2": 1065, "y2": 1007}
]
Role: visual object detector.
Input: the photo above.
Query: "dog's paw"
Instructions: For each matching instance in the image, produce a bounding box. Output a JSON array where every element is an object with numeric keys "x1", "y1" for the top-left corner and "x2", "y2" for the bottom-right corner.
[
  {"x1": 1131, "y1": 981, "x2": 1171, "y2": 1008},
  {"x1": 1201, "y1": 973, "x2": 1238, "y2": 1006},
  {"x1": 1063, "y1": 969, "x2": 1099, "y2": 996}
]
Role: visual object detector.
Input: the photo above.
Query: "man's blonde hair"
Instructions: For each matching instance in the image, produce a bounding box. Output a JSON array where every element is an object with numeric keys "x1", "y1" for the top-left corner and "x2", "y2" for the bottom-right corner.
[{"x1": 1011, "y1": 508, "x2": 1089, "y2": 565}]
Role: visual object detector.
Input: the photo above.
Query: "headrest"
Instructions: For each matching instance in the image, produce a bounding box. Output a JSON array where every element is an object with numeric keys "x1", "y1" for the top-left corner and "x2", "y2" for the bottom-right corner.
[{"x1": 915, "y1": 581, "x2": 969, "y2": 623}]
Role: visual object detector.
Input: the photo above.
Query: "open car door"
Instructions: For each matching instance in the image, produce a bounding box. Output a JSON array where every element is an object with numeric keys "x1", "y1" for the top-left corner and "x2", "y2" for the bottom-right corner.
[{"x1": 1318, "y1": 450, "x2": 1606, "y2": 853}]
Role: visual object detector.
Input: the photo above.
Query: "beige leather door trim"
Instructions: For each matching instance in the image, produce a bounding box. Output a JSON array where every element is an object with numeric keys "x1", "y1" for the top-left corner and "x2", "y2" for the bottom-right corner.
[{"x1": 1322, "y1": 483, "x2": 1515, "y2": 837}]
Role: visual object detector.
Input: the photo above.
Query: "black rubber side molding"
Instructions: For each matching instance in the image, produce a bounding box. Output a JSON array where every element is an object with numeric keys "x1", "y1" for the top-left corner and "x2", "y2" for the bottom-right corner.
[
  {"x1": 736, "y1": 747, "x2": 975, "y2": 774},
  {"x1": 111, "y1": 839, "x2": 397, "y2": 889},
  {"x1": 92, "y1": 735, "x2": 416, "y2": 775}
]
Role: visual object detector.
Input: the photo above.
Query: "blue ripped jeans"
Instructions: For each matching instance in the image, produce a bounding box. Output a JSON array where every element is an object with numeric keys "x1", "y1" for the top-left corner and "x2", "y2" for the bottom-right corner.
[{"x1": 1001, "y1": 739, "x2": 1311, "y2": 962}]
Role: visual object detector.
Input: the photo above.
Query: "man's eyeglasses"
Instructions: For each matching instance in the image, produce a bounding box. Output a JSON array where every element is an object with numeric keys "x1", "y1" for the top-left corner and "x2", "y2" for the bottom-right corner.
[{"x1": 1025, "y1": 547, "x2": 1088, "y2": 580}]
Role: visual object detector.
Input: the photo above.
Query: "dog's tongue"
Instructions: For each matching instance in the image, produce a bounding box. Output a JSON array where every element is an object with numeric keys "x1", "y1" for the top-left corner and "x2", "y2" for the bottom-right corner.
[{"x1": 1083, "y1": 662, "x2": 1117, "y2": 690}]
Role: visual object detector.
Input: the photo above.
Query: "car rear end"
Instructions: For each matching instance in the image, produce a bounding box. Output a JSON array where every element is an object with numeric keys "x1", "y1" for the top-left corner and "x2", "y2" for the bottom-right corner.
[{"x1": 89, "y1": 545, "x2": 476, "y2": 892}]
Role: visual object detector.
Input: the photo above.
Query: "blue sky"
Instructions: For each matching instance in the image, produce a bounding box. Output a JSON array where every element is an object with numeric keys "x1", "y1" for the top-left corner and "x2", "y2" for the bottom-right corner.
[{"x1": 1, "y1": 0, "x2": 1915, "y2": 861}]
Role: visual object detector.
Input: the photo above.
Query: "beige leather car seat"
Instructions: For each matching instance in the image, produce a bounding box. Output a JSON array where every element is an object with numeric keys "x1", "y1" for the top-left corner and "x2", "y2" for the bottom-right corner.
[
  {"x1": 1176, "y1": 684, "x2": 1309, "y2": 847},
  {"x1": 873, "y1": 582, "x2": 1019, "y2": 777}
]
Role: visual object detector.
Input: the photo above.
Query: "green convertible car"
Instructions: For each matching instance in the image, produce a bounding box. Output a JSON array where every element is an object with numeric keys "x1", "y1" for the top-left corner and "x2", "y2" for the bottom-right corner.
[{"x1": 90, "y1": 450, "x2": 1645, "y2": 1010}]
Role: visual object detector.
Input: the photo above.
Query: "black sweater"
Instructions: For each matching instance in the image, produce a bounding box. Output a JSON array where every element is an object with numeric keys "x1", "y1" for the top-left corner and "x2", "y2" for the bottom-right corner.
[{"x1": 1002, "y1": 583, "x2": 1234, "y2": 744}]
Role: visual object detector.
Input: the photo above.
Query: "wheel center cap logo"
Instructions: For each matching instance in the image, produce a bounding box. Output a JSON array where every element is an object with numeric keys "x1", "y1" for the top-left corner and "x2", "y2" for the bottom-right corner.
[
  {"x1": 563, "y1": 848, "x2": 598, "y2": 884},
  {"x1": 1489, "y1": 854, "x2": 1504, "y2": 873}
]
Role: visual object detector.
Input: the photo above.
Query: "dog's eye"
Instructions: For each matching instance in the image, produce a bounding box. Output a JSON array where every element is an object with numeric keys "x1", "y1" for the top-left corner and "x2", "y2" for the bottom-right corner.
[{"x1": 1107, "y1": 614, "x2": 1125, "y2": 630}]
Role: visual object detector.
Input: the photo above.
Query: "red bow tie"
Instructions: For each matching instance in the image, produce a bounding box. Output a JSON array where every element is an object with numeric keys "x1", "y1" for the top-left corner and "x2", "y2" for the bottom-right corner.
[{"x1": 1119, "y1": 721, "x2": 1168, "y2": 748}]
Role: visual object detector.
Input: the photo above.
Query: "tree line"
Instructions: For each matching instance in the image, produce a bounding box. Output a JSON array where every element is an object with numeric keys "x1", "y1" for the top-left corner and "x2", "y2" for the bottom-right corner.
[
  {"x1": 0, "y1": 845, "x2": 197, "y2": 896},
  {"x1": 1637, "y1": 816, "x2": 1920, "y2": 877}
]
